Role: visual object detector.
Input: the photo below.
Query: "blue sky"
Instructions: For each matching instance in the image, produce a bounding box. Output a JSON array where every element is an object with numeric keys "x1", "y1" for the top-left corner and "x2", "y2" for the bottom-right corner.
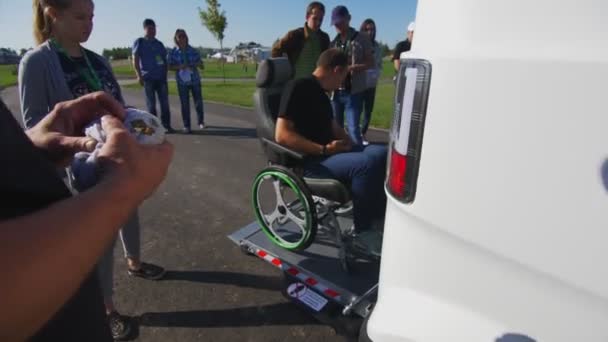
[{"x1": 0, "y1": 0, "x2": 417, "y2": 54}]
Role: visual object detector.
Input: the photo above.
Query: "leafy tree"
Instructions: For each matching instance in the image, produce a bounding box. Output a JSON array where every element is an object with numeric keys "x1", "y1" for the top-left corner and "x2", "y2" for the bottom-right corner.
[
  {"x1": 199, "y1": 0, "x2": 227, "y2": 82},
  {"x1": 377, "y1": 41, "x2": 391, "y2": 57}
]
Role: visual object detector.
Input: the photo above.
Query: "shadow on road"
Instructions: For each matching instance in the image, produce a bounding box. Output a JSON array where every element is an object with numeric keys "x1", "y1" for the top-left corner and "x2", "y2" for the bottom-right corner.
[
  {"x1": 137, "y1": 303, "x2": 321, "y2": 328},
  {"x1": 188, "y1": 125, "x2": 257, "y2": 139},
  {"x1": 162, "y1": 270, "x2": 283, "y2": 291}
]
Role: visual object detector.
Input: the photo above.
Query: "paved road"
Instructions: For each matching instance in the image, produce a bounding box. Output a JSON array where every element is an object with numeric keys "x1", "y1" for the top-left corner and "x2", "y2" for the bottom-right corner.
[{"x1": 0, "y1": 86, "x2": 387, "y2": 342}]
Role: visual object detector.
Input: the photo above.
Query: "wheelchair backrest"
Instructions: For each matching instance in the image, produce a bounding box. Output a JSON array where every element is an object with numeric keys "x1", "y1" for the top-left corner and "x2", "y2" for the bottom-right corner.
[{"x1": 253, "y1": 58, "x2": 293, "y2": 162}]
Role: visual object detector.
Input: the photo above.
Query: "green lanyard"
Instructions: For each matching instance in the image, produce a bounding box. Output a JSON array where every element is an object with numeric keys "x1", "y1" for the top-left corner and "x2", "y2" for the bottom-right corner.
[
  {"x1": 50, "y1": 38, "x2": 103, "y2": 92},
  {"x1": 180, "y1": 47, "x2": 189, "y2": 66}
]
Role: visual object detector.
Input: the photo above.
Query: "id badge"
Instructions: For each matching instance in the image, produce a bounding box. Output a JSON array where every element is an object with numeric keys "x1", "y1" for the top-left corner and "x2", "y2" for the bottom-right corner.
[
  {"x1": 155, "y1": 55, "x2": 164, "y2": 66},
  {"x1": 178, "y1": 69, "x2": 192, "y2": 83}
]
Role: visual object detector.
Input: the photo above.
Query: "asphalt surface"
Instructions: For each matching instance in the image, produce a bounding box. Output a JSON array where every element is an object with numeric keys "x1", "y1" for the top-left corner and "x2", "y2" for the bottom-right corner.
[{"x1": 0, "y1": 86, "x2": 387, "y2": 342}]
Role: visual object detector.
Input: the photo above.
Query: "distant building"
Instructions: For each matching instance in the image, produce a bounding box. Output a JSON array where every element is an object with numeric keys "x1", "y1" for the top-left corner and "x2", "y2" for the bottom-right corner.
[{"x1": 229, "y1": 42, "x2": 270, "y2": 64}]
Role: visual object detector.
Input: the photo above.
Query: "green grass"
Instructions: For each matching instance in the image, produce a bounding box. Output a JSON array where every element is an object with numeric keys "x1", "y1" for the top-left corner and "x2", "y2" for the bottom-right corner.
[
  {"x1": 125, "y1": 79, "x2": 396, "y2": 129},
  {"x1": 381, "y1": 58, "x2": 396, "y2": 80},
  {"x1": 201, "y1": 60, "x2": 257, "y2": 79},
  {"x1": 369, "y1": 82, "x2": 395, "y2": 129},
  {"x1": 111, "y1": 63, "x2": 135, "y2": 77},
  {"x1": 112, "y1": 59, "x2": 258, "y2": 79},
  {"x1": 0, "y1": 64, "x2": 18, "y2": 89},
  {"x1": 114, "y1": 59, "x2": 395, "y2": 81},
  {"x1": 126, "y1": 80, "x2": 257, "y2": 108}
]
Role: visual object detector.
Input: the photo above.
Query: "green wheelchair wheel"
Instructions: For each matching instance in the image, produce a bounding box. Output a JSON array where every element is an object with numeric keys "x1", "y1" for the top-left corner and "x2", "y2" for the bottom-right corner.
[{"x1": 252, "y1": 165, "x2": 318, "y2": 251}]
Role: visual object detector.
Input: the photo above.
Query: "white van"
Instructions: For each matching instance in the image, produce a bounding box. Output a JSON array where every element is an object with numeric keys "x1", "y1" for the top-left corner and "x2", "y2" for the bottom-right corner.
[{"x1": 366, "y1": 0, "x2": 608, "y2": 341}]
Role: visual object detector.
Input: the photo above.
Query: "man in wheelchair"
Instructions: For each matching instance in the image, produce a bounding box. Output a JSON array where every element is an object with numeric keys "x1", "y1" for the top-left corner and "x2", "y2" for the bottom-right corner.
[{"x1": 275, "y1": 48, "x2": 387, "y2": 255}]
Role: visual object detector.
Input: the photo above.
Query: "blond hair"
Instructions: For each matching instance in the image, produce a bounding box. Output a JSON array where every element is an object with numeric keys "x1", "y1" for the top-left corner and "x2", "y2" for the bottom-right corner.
[{"x1": 33, "y1": 0, "x2": 72, "y2": 45}]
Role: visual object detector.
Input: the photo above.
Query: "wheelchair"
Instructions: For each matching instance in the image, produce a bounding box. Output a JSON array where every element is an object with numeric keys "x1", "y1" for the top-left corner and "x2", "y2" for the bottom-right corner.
[{"x1": 251, "y1": 58, "x2": 379, "y2": 273}]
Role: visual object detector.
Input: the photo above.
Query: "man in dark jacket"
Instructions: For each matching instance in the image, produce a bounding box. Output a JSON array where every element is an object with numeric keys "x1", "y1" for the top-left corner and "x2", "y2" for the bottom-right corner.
[{"x1": 272, "y1": 1, "x2": 330, "y2": 79}]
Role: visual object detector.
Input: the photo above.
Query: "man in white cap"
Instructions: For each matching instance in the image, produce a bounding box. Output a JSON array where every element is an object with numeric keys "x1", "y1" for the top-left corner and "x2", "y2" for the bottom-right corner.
[{"x1": 392, "y1": 22, "x2": 415, "y2": 72}]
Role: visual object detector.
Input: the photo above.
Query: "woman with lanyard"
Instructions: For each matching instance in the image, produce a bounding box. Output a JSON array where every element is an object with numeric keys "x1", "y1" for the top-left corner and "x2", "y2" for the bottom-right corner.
[
  {"x1": 168, "y1": 28, "x2": 205, "y2": 134},
  {"x1": 359, "y1": 19, "x2": 383, "y2": 146},
  {"x1": 19, "y1": 1, "x2": 166, "y2": 340}
]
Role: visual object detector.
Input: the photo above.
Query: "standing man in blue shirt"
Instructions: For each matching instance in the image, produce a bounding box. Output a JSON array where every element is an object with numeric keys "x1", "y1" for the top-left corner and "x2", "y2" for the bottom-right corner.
[{"x1": 132, "y1": 18, "x2": 174, "y2": 133}]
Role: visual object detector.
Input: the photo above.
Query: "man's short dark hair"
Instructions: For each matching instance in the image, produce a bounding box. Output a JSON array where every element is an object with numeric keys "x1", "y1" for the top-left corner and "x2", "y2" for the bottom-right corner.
[
  {"x1": 317, "y1": 48, "x2": 348, "y2": 69},
  {"x1": 143, "y1": 18, "x2": 156, "y2": 28},
  {"x1": 306, "y1": 1, "x2": 325, "y2": 16}
]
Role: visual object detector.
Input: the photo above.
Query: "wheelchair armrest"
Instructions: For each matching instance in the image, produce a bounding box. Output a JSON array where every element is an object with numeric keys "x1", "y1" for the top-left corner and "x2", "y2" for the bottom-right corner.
[{"x1": 261, "y1": 137, "x2": 305, "y2": 161}]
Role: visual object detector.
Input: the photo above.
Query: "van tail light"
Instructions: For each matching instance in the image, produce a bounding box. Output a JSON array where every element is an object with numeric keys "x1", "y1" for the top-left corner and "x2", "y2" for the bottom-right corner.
[{"x1": 386, "y1": 59, "x2": 432, "y2": 203}]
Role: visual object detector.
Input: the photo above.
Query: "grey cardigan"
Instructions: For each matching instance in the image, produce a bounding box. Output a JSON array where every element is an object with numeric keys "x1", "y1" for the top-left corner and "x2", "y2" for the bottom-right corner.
[{"x1": 18, "y1": 41, "x2": 124, "y2": 129}]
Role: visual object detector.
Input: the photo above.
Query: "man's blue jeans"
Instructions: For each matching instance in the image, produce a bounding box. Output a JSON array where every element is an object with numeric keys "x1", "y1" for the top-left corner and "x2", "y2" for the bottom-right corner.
[
  {"x1": 304, "y1": 144, "x2": 388, "y2": 231},
  {"x1": 144, "y1": 79, "x2": 172, "y2": 129},
  {"x1": 177, "y1": 82, "x2": 205, "y2": 129},
  {"x1": 332, "y1": 90, "x2": 364, "y2": 146}
]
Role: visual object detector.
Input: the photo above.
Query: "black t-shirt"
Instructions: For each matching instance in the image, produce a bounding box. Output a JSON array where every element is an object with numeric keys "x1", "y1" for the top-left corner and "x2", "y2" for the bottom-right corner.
[
  {"x1": 0, "y1": 100, "x2": 112, "y2": 341},
  {"x1": 57, "y1": 49, "x2": 122, "y2": 101},
  {"x1": 392, "y1": 39, "x2": 412, "y2": 61},
  {"x1": 278, "y1": 77, "x2": 334, "y2": 146}
]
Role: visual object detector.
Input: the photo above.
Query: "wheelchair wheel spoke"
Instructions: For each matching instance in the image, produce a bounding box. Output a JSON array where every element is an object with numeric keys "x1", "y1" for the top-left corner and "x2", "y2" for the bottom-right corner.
[
  {"x1": 287, "y1": 201, "x2": 304, "y2": 212},
  {"x1": 286, "y1": 210, "x2": 307, "y2": 233},
  {"x1": 264, "y1": 209, "x2": 281, "y2": 226},
  {"x1": 273, "y1": 180, "x2": 287, "y2": 207}
]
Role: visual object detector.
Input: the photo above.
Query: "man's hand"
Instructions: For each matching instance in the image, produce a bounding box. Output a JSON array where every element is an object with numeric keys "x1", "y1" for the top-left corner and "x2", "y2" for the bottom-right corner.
[
  {"x1": 326, "y1": 139, "x2": 352, "y2": 155},
  {"x1": 26, "y1": 92, "x2": 126, "y2": 167},
  {"x1": 137, "y1": 75, "x2": 144, "y2": 86},
  {"x1": 96, "y1": 116, "x2": 173, "y2": 204}
]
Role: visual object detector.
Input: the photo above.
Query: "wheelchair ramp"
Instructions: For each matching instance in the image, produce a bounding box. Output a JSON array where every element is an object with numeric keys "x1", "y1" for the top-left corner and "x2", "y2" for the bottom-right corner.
[{"x1": 229, "y1": 222, "x2": 379, "y2": 319}]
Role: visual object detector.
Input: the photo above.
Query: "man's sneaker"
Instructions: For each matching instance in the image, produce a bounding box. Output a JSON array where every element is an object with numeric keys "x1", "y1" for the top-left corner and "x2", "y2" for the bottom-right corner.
[
  {"x1": 183, "y1": 127, "x2": 192, "y2": 134},
  {"x1": 351, "y1": 230, "x2": 383, "y2": 257},
  {"x1": 127, "y1": 262, "x2": 166, "y2": 280},
  {"x1": 107, "y1": 311, "x2": 132, "y2": 341},
  {"x1": 362, "y1": 139, "x2": 370, "y2": 146},
  {"x1": 199, "y1": 123, "x2": 205, "y2": 130},
  {"x1": 165, "y1": 127, "x2": 176, "y2": 134}
]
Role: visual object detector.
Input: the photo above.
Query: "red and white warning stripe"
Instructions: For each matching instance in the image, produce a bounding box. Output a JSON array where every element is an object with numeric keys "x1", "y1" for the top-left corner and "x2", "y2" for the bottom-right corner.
[{"x1": 255, "y1": 248, "x2": 342, "y2": 302}]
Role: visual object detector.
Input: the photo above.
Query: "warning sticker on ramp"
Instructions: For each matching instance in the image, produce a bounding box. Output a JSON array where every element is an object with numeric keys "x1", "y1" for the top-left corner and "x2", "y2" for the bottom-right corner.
[{"x1": 287, "y1": 282, "x2": 328, "y2": 312}]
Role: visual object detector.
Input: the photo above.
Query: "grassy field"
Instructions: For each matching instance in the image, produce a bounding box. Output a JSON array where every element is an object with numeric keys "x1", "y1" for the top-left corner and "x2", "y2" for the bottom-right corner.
[
  {"x1": 112, "y1": 59, "x2": 258, "y2": 79},
  {"x1": 381, "y1": 57, "x2": 396, "y2": 79},
  {"x1": 0, "y1": 64, "x2": 18, "y2": 89},
  {"x1": 370, "y1": 82, "x2": 395, "y2": 129},
  {"x1": 126, "y1": 80, "x2": 395, "y2": 129},
  {"x1": 125, "y1": 81, "x2": 257, "y2": 108},
  {"x1": 1, "y1": 58, "x2": 395, "y2": 127},
  {"x1": 113, "y1": 58, "x2": 396, "y2": 81}
]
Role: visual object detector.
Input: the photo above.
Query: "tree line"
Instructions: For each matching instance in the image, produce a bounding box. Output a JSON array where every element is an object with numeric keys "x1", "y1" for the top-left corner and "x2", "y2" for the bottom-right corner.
[{"x1": 0, "y1": 48, "x2": 30, "y2": 57}]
